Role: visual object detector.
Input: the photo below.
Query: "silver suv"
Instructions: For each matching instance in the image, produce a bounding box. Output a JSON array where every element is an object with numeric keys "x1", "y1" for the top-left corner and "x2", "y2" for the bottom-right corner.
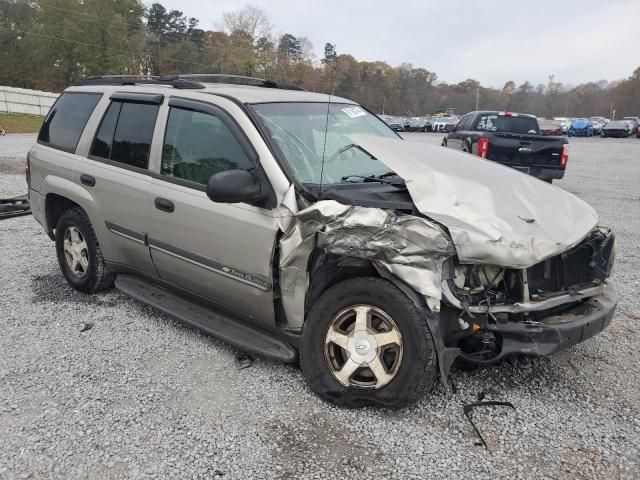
[{"x1": 27, "y1": 76, "x2": 617, "y2": 407}]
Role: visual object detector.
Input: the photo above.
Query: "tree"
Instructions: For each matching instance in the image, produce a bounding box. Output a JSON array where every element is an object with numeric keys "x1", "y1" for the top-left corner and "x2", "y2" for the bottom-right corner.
[
  {"x1": 221, "y1": 4, "x2": 272, "y2": 43},
  {"x1": 322, "y1": 43, "x2": 337, "y2": 65}
]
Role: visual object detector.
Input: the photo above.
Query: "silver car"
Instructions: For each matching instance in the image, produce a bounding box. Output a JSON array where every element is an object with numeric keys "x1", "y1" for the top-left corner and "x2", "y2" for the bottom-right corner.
[{"x1": 27, "y1": 76, "x2": 617, "y2": 407}]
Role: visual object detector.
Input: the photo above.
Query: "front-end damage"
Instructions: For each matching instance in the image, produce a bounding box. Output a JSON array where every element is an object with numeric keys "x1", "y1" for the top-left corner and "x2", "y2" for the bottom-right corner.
[
  {"x1": 275, "y1": 134, "x2": 618, "y2": 384},
  {"x1": 277, "y1": 192, "x2": 456, "y2": 329}
]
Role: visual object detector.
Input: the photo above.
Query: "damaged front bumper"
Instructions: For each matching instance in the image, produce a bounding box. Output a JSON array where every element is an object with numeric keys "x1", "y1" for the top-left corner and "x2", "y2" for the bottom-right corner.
[{"x1": 480, "y1": 284, "x2": 617, "y2": 363}]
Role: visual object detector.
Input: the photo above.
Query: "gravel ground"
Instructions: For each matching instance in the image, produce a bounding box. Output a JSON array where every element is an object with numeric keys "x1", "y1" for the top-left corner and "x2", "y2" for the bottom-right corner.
[{"x1": 1, "y1": 133, "x2": 639, "y2": 479}]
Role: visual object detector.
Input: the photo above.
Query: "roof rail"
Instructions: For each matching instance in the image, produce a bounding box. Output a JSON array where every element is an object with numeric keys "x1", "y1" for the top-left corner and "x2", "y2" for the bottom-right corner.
[
  {"x1": 73, "y1": 74, "x2": 306, "y2": 91},
  {"x1": 73, "y1": 75, "x2": 205, "y2": 89},
  {"x1": 168, "y1": 74, "x2": 306, "y2": 91}
]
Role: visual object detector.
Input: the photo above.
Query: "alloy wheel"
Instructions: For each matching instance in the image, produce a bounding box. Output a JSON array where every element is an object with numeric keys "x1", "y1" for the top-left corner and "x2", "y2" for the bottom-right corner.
[
  {"x1": 324, "y1": 305, "x2": 403, "y2": 389},
  {"x1": 63, "y1": 226, "x2": 89, "y2": 278}
]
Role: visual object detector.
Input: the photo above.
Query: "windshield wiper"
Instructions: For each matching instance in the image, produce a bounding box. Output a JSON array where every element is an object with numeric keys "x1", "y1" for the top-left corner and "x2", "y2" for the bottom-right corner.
[
  {"x1": 341, "y1": 174, "x2": 393, "y2": 184},
  {"x1": 337, "y1": 143, "x2": 377, "y2": 159},
  {"x1": 378, "y1": 171, "x2": 401, "y2": 179},
  {"x1": 340, "y1": 172, "x2": 405, "y2": 185}
]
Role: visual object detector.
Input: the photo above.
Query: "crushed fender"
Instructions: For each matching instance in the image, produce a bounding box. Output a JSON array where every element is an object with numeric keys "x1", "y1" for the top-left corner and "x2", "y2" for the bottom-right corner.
[
  {"x1": 277, "y1": 195, "x2": 456, "y2": 330},
  {"x1": 0, "y1": 194, "x2": 31, "y2": 220}
]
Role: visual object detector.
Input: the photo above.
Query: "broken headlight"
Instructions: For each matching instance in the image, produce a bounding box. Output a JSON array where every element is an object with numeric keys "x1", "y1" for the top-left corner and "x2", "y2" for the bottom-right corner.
[{"x1": 454, "y1": 264, "x2": 504, "y2": 293}]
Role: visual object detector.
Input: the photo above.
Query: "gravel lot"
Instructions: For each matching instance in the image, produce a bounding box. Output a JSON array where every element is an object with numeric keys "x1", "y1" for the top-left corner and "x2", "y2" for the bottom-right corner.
[{"x1": 1, "y1": 133, "x2": 639, "y2": 479}]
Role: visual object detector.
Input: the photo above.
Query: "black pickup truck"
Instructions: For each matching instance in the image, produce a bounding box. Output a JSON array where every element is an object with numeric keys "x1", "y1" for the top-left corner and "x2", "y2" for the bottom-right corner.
[{"x1": 442, "y1": 111, "x2": 569, "y2": 182}]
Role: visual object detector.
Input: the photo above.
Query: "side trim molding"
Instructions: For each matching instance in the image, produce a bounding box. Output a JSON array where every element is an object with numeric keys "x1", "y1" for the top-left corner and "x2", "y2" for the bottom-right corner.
[
  {"x1": 105, "y1": 221, "x2": 146, "y2": 245},
  {"x1": 147, "y1": 236, "x2": 272, "y2": 291}
]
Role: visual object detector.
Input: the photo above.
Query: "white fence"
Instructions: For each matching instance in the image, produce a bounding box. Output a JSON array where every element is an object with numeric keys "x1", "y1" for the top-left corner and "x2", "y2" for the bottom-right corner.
[{"x1": 0, "y1": 86, "x2": 59, "y2": 116}]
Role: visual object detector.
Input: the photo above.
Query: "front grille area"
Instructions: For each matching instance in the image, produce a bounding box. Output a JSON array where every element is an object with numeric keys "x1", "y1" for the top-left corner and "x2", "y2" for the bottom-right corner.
[{"x1": 527, "y1": 228, "x2": 615, "y2": 296}]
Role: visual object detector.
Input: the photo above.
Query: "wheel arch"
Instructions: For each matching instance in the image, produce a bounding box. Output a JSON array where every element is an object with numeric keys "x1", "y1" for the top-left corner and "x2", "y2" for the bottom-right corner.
[
  {"x1": 41, "y1": 175, "x2": 96, "y2": 239},
  {"x1": 302, "y1": 251, "x2": 457, "y2": 389}
]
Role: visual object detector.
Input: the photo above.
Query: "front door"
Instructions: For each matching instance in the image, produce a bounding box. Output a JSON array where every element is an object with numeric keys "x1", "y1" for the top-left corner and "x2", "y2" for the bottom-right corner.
[{"x1": 146, "y1": 97, "x2": 279, "y2": 325}]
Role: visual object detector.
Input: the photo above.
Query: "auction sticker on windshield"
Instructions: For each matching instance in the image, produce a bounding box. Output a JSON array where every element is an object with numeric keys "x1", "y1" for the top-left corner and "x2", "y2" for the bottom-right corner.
[{"x1": 342, "y1": 106, "x2": 367, "y2": 118}]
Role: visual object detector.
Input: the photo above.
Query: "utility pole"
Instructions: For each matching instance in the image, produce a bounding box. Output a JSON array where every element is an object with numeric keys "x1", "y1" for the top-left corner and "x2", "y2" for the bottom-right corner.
[{"x1": 475, "y1": 87, "x2": 480, "y2": 111}]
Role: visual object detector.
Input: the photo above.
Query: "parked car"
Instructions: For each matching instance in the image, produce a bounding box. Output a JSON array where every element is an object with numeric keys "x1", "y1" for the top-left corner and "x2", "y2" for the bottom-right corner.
[
  {"x1": 538, "y1": 118, "x2": 564, "y2": 136},
  {"x1": 622, "y1": 116, "x2": 639, "y2": 133},
  {"x1": 589, "y1": 119, "x2": 603, "y2": 135},
  {"x1": 552, "y1": 117, "x2": 571, "y2": 133},
  {"x1": 443, "y1": 111, "x2": 568, "y2": 182},
  {"x1": 589, "y1": 117, "x2": 609, "y2": 135},
  {"x1": 380, "y1": 115, "x2": 404, "y2": 132},
  {"x1": 568, "y1": 118, "x2": 593, "y2": 137},
  {"x1": 601, "y1": 120, "x2": 631, "y2": 137},
  {"x1": 432, "y1": 116, "x2": 458, "y2": 133},
  {"x1": 637, "y1": 125, "x2": 640, "y2": 138},
  {"x1": 28, "y1": 76, "x2": 617, "y2": 408},
  {"x1": 406, "y1": 117, "x2": 430, "y2": 132}
]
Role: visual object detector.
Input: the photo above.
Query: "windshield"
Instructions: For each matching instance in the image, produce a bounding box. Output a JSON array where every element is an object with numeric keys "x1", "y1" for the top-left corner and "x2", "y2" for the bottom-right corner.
[
  {"x1": 251, "y1": 102, "x2": 398, "y2": 185},
  {"x1": 475, "y1": 114, "x2": 539, "y2": 134}
]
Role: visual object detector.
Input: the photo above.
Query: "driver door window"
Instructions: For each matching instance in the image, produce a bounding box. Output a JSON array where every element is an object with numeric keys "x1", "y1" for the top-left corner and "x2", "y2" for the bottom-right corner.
[{"x1": 161, "y1": 107, "x2": 253, "y2": 186}]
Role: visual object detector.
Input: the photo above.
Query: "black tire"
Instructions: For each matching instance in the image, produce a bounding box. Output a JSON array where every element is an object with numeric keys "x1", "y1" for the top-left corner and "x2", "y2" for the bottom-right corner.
[
  {"x1": 55, "y1": 207, "x2": 114, "y2": 293},
  {"x1": 300, "y1": 277, "x2": 438, "y2": 408}
]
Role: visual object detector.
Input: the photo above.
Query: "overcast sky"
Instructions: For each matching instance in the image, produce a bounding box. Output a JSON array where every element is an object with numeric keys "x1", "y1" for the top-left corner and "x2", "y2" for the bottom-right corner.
[{"x1": 152, "y1": 0, "x2": 639, "y2": 88}]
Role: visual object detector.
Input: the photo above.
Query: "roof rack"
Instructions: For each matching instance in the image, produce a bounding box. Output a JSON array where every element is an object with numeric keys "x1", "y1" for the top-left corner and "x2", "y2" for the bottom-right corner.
[
  {"x1": 74, "y1": 75, "x2": 205, "y2": 89},
  {"x1": 73, "y1": 74, "x2": 306, "y2": 91},
  {"x1": 174, "y1": 74, "x2": 305, "y2": 91}
]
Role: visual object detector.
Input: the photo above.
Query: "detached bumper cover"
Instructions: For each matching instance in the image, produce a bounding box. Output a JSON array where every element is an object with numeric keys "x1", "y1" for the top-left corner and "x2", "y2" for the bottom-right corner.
[
  {"x1": 487, "y1": 285, "x2": 617, "y2": 361},
  {"x1": 0, "y1": 194, "x2": 31, "y2": 220}
]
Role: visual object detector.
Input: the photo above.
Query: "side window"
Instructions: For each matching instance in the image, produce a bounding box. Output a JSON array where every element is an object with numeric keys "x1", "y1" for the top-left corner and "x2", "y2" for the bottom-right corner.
[
  {"x1": 38, "y1": 92, "x2": 101, "y2": 153},
  {"x1": 161, "y1": 107, "x2": 254, "y2": 185},
  {"x1": 458, "y1": 115, "x2": 471, "y2": 131},
  {"x1": 90, "y1": 101, "x2": 159, "y2": 169}
]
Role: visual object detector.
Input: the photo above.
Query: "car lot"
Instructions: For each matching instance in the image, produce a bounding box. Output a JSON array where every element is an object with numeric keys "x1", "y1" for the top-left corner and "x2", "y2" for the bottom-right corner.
[{"x1": 1, "y1": 133, "x2": 639, "y2": 479}]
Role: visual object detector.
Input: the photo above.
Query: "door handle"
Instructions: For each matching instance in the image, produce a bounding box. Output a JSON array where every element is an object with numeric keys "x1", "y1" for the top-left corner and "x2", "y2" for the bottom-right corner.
[
  {"x1": 154, "y1": 197, "x2": 175, "y2": 213},
  {"x1": 80, "y1": 174, "x2": 95, "y2": 187}
]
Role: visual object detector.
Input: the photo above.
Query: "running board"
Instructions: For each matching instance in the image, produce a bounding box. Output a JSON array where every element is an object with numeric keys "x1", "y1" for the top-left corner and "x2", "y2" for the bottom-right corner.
[{"x1": 115, "y1": 274, "x2": 298, "y2": 363}]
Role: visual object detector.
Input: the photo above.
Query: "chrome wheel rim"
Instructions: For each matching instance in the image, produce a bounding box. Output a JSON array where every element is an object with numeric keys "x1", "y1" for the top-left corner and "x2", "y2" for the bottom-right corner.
[
  {"x1": 324, "y1": 305, "x2": 403, "y2": 389},
  {"x1": 63, "y1": 226, "x2": 89, "y2": 278}
]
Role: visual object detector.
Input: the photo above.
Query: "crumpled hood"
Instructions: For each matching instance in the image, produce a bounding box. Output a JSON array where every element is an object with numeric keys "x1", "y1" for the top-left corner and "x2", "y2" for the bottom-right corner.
[{"x1": 348, "y1": 134, "x2": 599, "y2": 268}]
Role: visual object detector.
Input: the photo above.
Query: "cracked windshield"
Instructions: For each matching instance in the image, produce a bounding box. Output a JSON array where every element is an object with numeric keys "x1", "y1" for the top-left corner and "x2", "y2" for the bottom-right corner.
[{"x1": 251, "y1": 102, "x2": 398, "y2": 184}]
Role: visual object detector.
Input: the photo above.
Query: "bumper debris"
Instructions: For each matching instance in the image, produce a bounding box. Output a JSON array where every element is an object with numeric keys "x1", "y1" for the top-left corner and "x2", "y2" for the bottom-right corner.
[{"x1": 0, "y1": 194, "x2": 31, "y2": 220}]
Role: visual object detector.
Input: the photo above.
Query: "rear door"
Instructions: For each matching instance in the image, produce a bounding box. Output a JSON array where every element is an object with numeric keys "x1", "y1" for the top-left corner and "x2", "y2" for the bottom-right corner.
[
  {"x1": 75, "y1": 93, "x2": 162, "y2": 276},
  {"x1": 145, "y1": 97, "x2": 280, "y2": 324}
]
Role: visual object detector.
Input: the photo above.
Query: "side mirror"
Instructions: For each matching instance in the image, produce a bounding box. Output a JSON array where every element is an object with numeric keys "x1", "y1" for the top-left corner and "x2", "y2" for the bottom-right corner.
[{"x1": 206, "y1": 169, "x2": 265, "y2": 204}]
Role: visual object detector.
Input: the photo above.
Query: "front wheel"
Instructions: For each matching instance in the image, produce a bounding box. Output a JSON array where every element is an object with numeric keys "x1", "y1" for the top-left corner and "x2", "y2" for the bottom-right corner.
[{"x1": 300, "y1": 277, "x2": 438, "y2": 408}]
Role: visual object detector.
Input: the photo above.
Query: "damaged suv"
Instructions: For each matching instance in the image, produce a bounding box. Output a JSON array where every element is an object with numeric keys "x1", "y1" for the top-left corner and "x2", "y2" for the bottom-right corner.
[{"x1": 27, "y1": 76, "x2": 618, "y2": 407}]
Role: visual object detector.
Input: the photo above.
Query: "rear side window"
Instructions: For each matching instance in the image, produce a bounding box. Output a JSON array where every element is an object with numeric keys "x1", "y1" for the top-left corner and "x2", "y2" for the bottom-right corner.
[
  {"x1": 38, "y1": 92, "x2": 101, "y2": 153},
  {"x1": 474, "y1": 114, "x2": 539, "y2": 134},
  {"x1": 90, "y1": 101, "x2": 159, "y2": 169},
  {"x1": 161, "y1": 107, "x2": 254, "y2": 185}
]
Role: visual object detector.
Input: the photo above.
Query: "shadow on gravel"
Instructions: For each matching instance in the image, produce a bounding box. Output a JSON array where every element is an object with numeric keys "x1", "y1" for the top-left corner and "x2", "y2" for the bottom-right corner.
[{"x1": 31, "y1": 272, "x2": 120, "y2": 307}]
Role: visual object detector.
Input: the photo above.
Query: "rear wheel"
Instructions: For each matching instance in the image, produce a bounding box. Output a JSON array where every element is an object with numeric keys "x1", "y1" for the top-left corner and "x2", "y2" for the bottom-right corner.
[
  {"x1": 300, "y1": 277, "x2": 438, "y2": 408},
  {"x1": 55, "y1": 207, "x2": 114, "y2": 293}
]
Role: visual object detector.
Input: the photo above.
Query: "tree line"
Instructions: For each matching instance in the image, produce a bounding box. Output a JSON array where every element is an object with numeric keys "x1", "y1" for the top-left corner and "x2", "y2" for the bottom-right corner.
[{"x1": 1, "y1": 0, "x2": 639, "y2": 118}]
